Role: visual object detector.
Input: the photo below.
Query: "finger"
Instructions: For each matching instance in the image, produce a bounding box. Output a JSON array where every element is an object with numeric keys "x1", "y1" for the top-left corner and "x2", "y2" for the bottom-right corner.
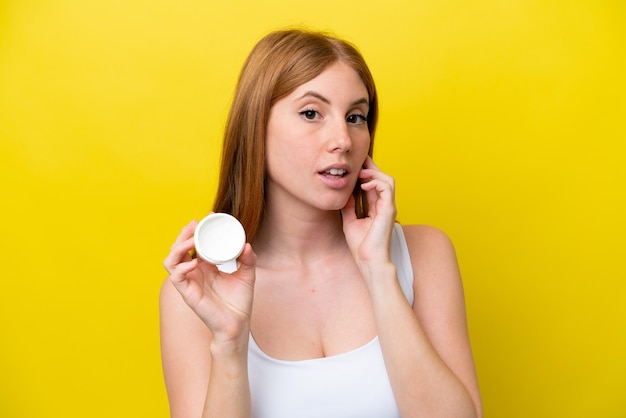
[
  {"x1": 359, "y1": 168, "x2": 394, "y2": 186},
  {"x1": 362, "y1": 183, "x2": 379, "y2": 218},
  {"x1": 360, "y1": 177, "x2": 393, "y2": 193},
  {"x1": 360, "y1": 179, "x2": 396, "y2": 217},
  {"x1": 170, "y1": 220, "x2": 198, "y2": 249},
  {"x1": 360, "y1": 168, "x2": 395, "y2": 197},
  {"x1": 168, "y1": 258, "x2": 199, "y2": 285},
  {"x1": 237, "y1": 243, "x2": 257, "y2": 270},
  {"x1": 165, "y1": 220, "x2": 198, "y2": 264},
  {"x1": 363, "y1": 155, "x2": 377, "y2": 169},
  {"x1": 234, "y1": 243, "x2": 257, "y2": 286},
  {"x1": 164, "y1": 235, "x2": 197, "y2": 273}
]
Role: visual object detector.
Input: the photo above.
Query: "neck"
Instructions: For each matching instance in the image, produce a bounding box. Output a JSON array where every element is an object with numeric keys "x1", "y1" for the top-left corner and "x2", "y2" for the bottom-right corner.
[{"x1": 252, "y1": 206, "x2": 348, "y2": 268}]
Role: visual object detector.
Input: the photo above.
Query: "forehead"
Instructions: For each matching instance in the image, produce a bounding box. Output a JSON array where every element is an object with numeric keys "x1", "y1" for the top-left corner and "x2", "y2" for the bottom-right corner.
[{"x1": 289, "y1": 62, "x2": 368, "y2": 100}]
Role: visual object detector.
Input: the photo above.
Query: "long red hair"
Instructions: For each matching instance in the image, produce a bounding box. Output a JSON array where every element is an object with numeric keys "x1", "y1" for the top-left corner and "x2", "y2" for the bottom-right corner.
[{"x1": 213, "y1": 29, "x2": 379, "y2": 242}]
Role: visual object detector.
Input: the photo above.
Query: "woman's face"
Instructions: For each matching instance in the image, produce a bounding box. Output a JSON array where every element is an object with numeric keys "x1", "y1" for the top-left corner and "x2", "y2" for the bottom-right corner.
[{"x1": 265, "y1": 61, "x2": 371, "y2": 214}]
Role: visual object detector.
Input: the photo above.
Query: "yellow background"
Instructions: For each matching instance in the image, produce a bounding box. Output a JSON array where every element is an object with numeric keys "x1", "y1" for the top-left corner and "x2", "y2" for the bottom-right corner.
[{"x1": 1, "y1": 1, "x2": 624, "y2": 417}]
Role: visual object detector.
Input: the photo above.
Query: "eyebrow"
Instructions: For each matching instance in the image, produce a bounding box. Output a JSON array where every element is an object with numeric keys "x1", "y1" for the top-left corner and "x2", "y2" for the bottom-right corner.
[{"x1": 295, "y1": 91, "x2": 369, "y2": 108}]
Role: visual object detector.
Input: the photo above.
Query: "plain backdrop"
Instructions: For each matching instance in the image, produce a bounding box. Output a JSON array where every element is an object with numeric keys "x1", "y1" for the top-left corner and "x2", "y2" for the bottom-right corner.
[{"x1": 1, "y1": 1, "x2": 625, "y2": 416}]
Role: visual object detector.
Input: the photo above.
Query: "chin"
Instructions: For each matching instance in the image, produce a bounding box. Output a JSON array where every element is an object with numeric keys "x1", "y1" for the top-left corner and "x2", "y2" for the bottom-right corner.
[{"x1": 315, "y1": 196, "x2": 351, "y2": 212}]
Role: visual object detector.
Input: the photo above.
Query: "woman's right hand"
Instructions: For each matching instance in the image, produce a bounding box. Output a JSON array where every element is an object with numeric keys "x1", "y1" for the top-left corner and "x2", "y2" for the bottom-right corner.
[{"x1": 163, "y1": 220, "x2": 257, "y2": 348}]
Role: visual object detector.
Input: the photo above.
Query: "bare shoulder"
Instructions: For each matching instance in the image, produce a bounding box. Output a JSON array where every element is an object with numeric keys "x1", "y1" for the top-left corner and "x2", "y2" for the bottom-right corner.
[
  {"x1": 400, "y1": 224, "x2": 460, "y2": 282},
  {"x1": 399, "y1": 224, "x2": 466, "y2": 328},
  {"x1": 400, "y1": 224, "x2": 456, "y2": 251}
]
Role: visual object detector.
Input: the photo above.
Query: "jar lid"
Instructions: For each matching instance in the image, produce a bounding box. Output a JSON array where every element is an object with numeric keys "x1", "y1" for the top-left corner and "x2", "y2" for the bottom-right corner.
[{"x1": 194, "y1": 213, "x2": 245, "y2": 271}]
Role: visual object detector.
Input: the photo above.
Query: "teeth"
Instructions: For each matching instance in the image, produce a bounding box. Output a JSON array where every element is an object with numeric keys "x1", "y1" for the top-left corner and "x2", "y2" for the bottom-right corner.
[{"x1": 327, "y1": 168, "x2": 346, "y2": 176}]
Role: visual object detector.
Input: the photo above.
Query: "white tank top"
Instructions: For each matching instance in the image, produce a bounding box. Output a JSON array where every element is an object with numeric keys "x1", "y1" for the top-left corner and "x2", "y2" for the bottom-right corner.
[{"x1": 248, "y1": 223, "x2": 414, "y2": 418}]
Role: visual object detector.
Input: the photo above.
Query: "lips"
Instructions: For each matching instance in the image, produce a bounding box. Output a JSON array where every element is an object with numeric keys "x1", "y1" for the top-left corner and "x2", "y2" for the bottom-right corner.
[
  {"x1": 323, "y1": 168, "x2": 347, "y2": 177},
  {"x1": 319, "y1": 164, "x2": 350, "y2": 178},
  {"x1": 317, "y1": 164, "x2": 351, "y2": 189}
]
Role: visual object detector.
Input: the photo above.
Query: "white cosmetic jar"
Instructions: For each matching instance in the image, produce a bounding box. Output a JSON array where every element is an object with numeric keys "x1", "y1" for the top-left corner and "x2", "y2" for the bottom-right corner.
[{"x1": 193, "y1": 213, "x2": 246, "y2": 273}]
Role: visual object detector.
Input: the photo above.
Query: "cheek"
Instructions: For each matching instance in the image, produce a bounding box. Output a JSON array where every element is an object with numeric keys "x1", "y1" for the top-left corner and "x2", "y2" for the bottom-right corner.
[
  {"x1": 265, "y1": 136, "x2": 305, "y2": 179},
  {"x1": 355, "y1": 132, "x2": 371, "y2": 161}
]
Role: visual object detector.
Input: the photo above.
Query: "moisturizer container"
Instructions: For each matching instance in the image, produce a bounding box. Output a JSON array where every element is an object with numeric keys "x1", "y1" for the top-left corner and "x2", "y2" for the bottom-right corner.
[{"x1": 194, "y1": 213, "x2": 246, "y2": 273}]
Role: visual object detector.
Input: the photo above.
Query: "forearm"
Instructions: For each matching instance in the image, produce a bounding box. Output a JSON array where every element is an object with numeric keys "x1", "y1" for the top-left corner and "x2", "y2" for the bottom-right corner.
[
  {"x1": 365, "y1": 264, "x2": 479, "y2": 418},
  {"x1": 202, "y1": 342, "x2": 251, "y2": 418}
]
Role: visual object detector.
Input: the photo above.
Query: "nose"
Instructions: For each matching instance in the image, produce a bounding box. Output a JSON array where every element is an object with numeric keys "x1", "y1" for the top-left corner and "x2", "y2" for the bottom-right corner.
[{"x1": 327, "y1": 120, "x2": 352, "y2": 153}]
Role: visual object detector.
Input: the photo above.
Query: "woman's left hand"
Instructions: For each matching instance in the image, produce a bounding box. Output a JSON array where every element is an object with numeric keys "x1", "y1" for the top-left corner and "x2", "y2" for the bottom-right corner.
[{"x1": 341, "y1": 156, "x2": 397, "y2": 271}]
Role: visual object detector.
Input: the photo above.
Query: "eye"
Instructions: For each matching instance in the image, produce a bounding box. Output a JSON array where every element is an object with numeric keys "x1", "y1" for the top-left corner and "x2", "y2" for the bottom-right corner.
[
  {"x1": 299, "y1": 109, "x2": 320, "y2": 120},
  {"x1": 347, "y1": 113, "x2": 367, "y2": 125}
]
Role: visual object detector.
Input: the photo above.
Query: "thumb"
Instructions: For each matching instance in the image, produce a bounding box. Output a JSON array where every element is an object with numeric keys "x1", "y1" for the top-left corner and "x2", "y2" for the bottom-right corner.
[{"x1": 236, "y1": 243, "x2": 257, "y2": 277}]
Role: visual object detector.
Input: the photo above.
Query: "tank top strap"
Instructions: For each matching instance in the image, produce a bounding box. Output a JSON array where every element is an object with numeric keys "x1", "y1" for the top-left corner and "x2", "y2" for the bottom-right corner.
[{"x1": 390, "y1": 223, "x2": 415, "y2": 306}]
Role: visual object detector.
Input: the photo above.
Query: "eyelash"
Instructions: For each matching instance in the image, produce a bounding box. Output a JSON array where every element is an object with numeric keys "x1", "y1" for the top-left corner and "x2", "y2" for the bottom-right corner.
[
  {"x1": 299, "y1": 109, "x2": 368, "y2": 125},
  {"x1": 299, "y1": 109, "x2": 319, "y2": 120},
  {"x1": 347, "y1": 114, "x2": 367, "y2": 124}
]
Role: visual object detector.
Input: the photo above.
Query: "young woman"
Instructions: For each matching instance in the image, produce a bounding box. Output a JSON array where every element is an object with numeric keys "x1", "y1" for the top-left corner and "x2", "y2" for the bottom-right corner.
[{"x1": 160, "y1": 29, "x2": 482, "y2": 418}]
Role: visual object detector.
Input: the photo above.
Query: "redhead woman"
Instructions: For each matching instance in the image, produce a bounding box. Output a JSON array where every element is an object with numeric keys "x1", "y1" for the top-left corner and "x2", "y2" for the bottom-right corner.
[{"x1": 160, "y1": 29, "x2": 482, "y2": 418}]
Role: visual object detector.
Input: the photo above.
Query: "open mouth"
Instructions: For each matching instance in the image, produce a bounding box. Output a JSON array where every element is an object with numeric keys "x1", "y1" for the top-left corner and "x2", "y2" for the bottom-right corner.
[{"x1": 321, "y1": 168, "x2": 347, "y2": 178}]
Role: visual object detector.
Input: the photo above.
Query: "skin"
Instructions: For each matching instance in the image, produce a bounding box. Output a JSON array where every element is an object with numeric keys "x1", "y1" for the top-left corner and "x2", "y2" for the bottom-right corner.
[{"x1": 160, "y1": 62, "x2": 483, "y2": 418}]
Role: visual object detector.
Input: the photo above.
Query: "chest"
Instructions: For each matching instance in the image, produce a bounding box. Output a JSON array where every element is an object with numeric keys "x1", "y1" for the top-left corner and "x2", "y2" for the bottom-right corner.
[{"x1": 250, "y1": 265, "x2": 376, "y2": 361}]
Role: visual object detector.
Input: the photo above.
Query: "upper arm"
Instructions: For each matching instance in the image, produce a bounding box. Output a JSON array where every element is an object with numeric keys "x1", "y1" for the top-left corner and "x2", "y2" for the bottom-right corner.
[
  {"x1": 160, "y1": 278, "x2": 213, "y2": 418},
  {"x1": 402, "y1": 225, "x2": 482, "y2": 416}
]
